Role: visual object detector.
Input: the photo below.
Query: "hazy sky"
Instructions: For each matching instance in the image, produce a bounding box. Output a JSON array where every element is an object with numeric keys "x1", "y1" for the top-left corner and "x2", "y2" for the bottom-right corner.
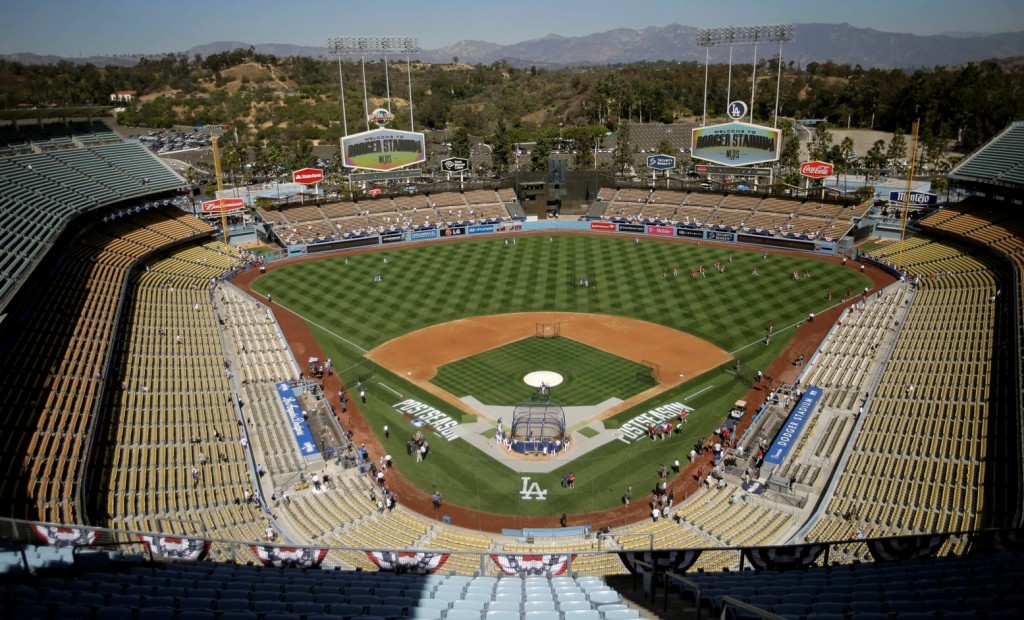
[{"x1": 1, "y1": 0, "x2": 1020, "y2": 56}]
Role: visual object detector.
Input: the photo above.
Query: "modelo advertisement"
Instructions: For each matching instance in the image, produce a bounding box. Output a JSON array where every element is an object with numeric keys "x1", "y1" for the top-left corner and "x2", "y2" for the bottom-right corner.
[
  {"x1": 468, "y1": 224, "x2": 496, "y2": 235},
  {"x1": 676, "y1": 228, "x2": 704, "y2": 239},
  {"x1": 441, "y1": 226, "x2": 466, "y2": 237},
  {"x1": 409, "y1": 229, "x2": 439, "y2": 241},
  {"x1": 617, "y1": 223, "x2": 645, "y2": 233},
  {"x1": 646, "y1": 225, "x2": 675, "y2": 236},
  {"x1": 590, "y1": 221, "x2": 617, "y2": 231},
  {"x1": 380, "y1": 232, "x2": 404, "y2": 244},
  {"x1": 706, "y1": 231, "x2": 737, "y2": 242}
]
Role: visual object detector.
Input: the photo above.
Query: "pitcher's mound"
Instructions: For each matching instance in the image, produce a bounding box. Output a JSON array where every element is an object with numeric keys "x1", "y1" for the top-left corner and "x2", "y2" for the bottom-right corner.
[{"x1": 523, "y1": 371, "x2": 564, "y2": 388}]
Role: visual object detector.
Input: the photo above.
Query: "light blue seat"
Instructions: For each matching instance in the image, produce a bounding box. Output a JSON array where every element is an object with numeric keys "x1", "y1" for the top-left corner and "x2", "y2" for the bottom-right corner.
[
  {"x1": 483, "y1": 612, "x2": 520, "y2": 620},
  {"x1": 451, "y1": 599, "x2": 485, "y2": 612},
  {"x1": 523, "y1": 610, "x2": 560, "y2": 620},
  {"x1": 557, "y1": 592, "x2": 587, "y2": 603},
  {"x1": 444, "y1": 610, "x2": 483, "y2": 620},
  {"x1": 603, "y1": 609, "x2": 641, "y2": 620},
  {"x1": 588, "y1": 590, "x2": 621, "y2": 605},
  {"x1": 563, "y1": 610, "x2": 601, "y2": 620},
  {"x1": 486, "y1": 600, "x2": 520, "y2": 612},
  {"x1": 405, "y1": 610, "x2": 443, "y2": 620},
  {"x1": 524, "y1": 601, "x2": 557, "y2": 612},
  {"x1": 559, "y1": 601, "x2": 593, "y2": 613}
]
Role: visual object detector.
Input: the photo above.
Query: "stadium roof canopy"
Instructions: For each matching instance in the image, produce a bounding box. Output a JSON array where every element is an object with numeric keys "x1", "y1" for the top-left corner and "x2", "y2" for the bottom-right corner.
[
  {"x1": 948, "y1": 121, "x2": 1024, "y2": 190},
  {"x1": 0, "y1": 106, "x2": 112, "y2": 122}
]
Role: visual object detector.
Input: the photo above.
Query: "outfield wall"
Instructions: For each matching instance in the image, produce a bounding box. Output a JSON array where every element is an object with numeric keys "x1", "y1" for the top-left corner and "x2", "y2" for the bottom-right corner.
[{"x1": 275, "y1": 219, "x2": 838, "y2": 262}]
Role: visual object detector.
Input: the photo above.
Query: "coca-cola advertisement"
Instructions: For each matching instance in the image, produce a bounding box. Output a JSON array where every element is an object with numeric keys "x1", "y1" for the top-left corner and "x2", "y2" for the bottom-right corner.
[{"x1": 800, "y1": 161, "x2": 834, "y2": 179}]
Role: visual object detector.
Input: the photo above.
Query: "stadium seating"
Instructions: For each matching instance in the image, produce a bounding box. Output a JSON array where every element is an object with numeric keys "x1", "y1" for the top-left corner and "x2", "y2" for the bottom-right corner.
[{"x1": 807, "y1": 238, "x2": 1001, "y2": 557}]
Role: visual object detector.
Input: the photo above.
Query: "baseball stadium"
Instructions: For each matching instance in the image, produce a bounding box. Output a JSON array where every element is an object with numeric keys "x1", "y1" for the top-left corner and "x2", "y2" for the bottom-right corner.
[{"x1": 0, "y1": 93, "x2": 1022, "y2": 620}]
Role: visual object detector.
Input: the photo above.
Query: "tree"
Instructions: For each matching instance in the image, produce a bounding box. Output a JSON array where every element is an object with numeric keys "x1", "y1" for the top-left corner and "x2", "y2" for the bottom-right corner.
[
  {"x1": 530, "y1": 132, "x2": 554, "y2": 172},
  {"x1": 886, "y1": 129, "x2": 907, "y2": 166},
  {"x1": 450, "y1": 127, "x2": 472, "y2": 160},
  {"x1": 490, "y1": 118, "x2": 514, "y2": 173},
  {"x1": 839, "y1": 136, "x2": 855, "y2": 192},
  {"x1": 865, "y1": 139, "x2": 886, "y2": 180},
  {"x1": 807, "y1": 123, "x2": 834, "y2": 161},
  {"x1": 778, "y1": 120, "x2": 801, "y2": 170},
  {"x1": 657, "y1": 138, "x2": 673, "y2": 156},
  {"x1": 612, "y1": 122, "x2": 633, "y2": 173}
]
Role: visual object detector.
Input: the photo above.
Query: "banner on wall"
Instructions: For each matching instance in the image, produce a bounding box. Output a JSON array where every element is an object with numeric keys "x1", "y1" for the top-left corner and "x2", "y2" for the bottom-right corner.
[
  {"x1": 365, "y1": 550, "x2": 451, "y2": 574},
  {"x1": 490, "y1": 553, "x2": 577, "y2": 576}
]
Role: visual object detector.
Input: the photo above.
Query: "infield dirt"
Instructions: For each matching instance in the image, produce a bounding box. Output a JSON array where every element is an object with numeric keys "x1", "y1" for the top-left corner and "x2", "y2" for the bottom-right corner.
[{"x1": 366, "y1": 312, "x2": 732, "y2": 422}]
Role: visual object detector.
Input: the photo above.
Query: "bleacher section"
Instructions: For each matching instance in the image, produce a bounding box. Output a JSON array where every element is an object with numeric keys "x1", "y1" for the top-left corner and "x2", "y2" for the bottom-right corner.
[
  {"x1": 91, "y1": 241, "x2": 272, "y2": 562},
  {"x1": 589, "y1": 188, "x2": 867, "y2": 241},
  {"x1": 806, "y1": 238, "x2": 1001, "y2": 556},
  {"x1": 949, "y1": 120, "x2": 1024, "y2": 185},
  {"x1": 0, "y1": 120, "x2": 120, "y2": 154},
  {"x1": 0, "y1": 208, "x2": 215, "y2": 525},
  {"x1": 0, "y1": 125, "x2": 187, "y2": 302},
  {"x1": 258, "y1": 191, "x2": 514, "y2": 245}
]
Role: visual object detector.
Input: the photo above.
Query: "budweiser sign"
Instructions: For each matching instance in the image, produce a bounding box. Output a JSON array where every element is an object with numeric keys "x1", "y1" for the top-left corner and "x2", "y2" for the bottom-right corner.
[
  {"x1": 201, "y1": 198, "x2": 245, "y2": 213},
  {"x1": 292, "y1": 168, "x2": 324, "y2": 184},
  {"x1": 800, "y1": 161, "x2": 834, "y2": 179}
]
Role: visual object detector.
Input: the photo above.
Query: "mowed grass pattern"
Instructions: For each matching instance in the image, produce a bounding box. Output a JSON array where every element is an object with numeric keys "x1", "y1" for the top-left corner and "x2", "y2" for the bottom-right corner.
[
  {"x1": 253, "y1": 234, "x2": 873, "y2": 515},
  {"x1": 253, "y1": 235, "x2": 869, "y2": 352},
  {"x1": 431, "y1": 336, "x2": 648, "y2": 406}
]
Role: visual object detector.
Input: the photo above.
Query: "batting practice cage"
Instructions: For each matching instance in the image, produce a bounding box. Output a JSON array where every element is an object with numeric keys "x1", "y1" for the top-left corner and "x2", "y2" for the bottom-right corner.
[{"x1": 510, "y1": 401, "x2": 567, "y2": 455}]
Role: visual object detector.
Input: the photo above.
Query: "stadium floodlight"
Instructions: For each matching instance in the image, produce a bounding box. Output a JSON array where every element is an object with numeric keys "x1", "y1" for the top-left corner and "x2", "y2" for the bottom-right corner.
[
  {"x1": 327, "y1": 37, "x2": 421, "y2": 134},
  {"x1": 695, "y1": 24, "x2": 795, "y2": 127},
  {"x1": 695, "y1": 24, "x2": 794, "y2": 47}
]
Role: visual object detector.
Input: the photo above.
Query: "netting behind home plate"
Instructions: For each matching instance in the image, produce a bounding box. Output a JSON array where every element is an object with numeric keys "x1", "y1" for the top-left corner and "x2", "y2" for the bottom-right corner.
[{"x1": 511, "y1": 401, "x2": 566, "y2": 441}]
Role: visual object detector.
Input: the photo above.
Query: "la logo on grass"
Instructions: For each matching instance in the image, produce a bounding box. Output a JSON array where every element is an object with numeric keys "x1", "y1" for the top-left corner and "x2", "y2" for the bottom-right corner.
[{"x1": 519, "y1": 477, "x2": 548, "y2": 500}]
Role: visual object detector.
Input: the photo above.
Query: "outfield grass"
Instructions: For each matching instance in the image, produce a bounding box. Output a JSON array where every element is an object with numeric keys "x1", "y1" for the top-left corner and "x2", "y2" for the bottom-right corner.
[
  {"x1": 255, "y1": 234, "x2": 871, "y2": 517},
  {"x1": 431, "y1": 336, "x2": 647, "y2": 406}
]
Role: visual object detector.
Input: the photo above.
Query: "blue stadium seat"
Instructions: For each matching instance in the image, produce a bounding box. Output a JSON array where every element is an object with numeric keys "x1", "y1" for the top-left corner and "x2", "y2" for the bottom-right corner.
[
  {"x1": 484, "y1": 611, "x2": 521, "y2": 620},
  {"x1": 523, "y1": 600, "x2": 557, "y2": 612},
  {"x1": 602, "y1": 610, "x2": 641, "y2": 620},
  {"x1": 558, "y1": 600, "x2": 592, "y2": 613},
  {"x1": 562, "y1": 611, "x2": 601, "y2": 620},
  {"x1": 445, "y1": 610, "x2": 484, "y2": 620},
  {"x1": 329, "y1": 603, "x2": 368, "y2": 616}
]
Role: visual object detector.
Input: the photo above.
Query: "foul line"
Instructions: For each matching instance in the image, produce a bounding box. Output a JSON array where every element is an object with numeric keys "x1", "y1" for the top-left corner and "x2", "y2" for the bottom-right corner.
[
  {"x1": 379, "y1": 382, "x2": 403, "y2": 397},
  {"x1": 276, "y1": 305, "x2": 369, "y2": 354},
  {"x1": 686, "y1": 384, "x2": 715, "y2": 400}
]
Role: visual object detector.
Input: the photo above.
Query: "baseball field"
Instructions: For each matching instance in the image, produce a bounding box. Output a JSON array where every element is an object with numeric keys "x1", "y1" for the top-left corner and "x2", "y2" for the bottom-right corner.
[{"x1": 251, "y1": 234, "x2": 870, "y2": 521}]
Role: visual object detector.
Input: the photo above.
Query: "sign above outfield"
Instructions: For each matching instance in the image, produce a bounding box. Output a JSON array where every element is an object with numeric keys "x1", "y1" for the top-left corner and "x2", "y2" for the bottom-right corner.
[
  {"x1": 691, "y1": 122, "x2": 781, "y2": 167},
  {"x1": 646, "y1": 154, "x2": 676, "y2": 170},
  {"x1": 341, "y1": 128, "x2": 426, "y2": 172},
  {"x1": 694, "y1": 165, "x2": 771, "y2": 177},
  {"x1": 292, "y1": 168, "x2": 324, "y2": 184},
  {"x1": 889, "y1": 190, "x2": 938, "y2": 205},
  {"x1": 442, "y1": 157, "x2": 470, "y2": 173},
  {"x1": 201, "y1": 197, "x2": 245, "y2": 213},
  {"x1": 800, "y1": 161, "x2": 834, "y2": 179}
]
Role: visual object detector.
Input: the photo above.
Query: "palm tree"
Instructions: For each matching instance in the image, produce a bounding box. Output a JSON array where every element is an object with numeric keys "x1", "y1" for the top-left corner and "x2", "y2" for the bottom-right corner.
[{"x1": 840, "y1": 137, "x2": 855, "y2": 193}]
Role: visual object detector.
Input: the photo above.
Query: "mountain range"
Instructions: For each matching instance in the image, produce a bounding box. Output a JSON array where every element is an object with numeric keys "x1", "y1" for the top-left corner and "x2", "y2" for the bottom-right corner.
[{"x1": 4, "y1": 23, "x2": 1024, "y2": 69}]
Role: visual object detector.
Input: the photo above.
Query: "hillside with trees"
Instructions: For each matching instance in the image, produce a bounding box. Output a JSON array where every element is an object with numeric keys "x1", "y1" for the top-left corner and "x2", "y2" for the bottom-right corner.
[{"x1": 1, "y1": 49, "x2": 1021, "y2": 180}]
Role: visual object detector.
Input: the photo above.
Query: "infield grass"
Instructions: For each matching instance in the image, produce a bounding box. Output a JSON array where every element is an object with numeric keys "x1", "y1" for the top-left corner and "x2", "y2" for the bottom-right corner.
[
  {"x1": 431, "y1": 336, "x2": 647, "y2": 406},
  {"x1": 254, "y1": 234, "x2": 870, "y2": 517}
]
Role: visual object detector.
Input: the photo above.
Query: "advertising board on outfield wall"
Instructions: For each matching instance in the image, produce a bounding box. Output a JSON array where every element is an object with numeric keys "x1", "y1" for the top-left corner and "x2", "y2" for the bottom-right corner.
[
  {"x1": 441, "y1": 226, "x2": 466, "y2": 237},
  {"x1": 646, "y1": 225, "x2": 674, "y2": 236},
  {"x1": 468, "y1": 224, "x2": 496, "y2": 235},
  {"x1": 691, "y1": 122, "x2": 782, "y2": 167},
  {"x1": 706, "y1": 231, "x2": 737, "y2": 242},
  {"x1": 409, "y1": 229, "x2": 439, "y2": 241},
  {"x1": 590, "y1": 221, "x2": 617, "y2": 232},
  {"x1": 676, "y1": 228, "x2": 704, "y2": 238},
  {"x1": 617, "y1": 223, "x2": 645, "y2": 233}
]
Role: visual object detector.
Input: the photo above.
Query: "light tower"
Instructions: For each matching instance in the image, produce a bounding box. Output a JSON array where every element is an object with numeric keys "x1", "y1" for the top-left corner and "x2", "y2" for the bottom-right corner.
[{"x1": 696, "y1": 24, "x2": 795, "y2": 127}]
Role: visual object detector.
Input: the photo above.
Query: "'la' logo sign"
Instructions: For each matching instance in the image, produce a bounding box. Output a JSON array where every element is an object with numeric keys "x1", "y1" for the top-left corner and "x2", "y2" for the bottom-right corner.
[{"x1": 519, "y1": 477, "x2": 548, "y2": 500}]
